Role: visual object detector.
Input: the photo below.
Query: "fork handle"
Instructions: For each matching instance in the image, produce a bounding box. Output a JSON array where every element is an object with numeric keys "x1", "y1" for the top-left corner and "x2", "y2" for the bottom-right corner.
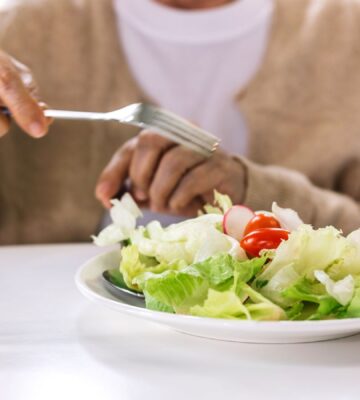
[
  {"x1": 44, "y1": 109, "x2": 110, "y2": 121},
  {"x1": 0, "y1": 107, "x2": 111, "y2": 122}
]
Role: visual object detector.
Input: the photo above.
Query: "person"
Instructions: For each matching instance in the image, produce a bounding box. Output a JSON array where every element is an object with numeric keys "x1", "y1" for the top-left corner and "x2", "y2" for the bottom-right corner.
[
  {"x1": 96, "y1": 0, "x2": 360, "y2": 232},
  {"x1": 0, "y1": 0, "x2": 360, "y2": 245}
]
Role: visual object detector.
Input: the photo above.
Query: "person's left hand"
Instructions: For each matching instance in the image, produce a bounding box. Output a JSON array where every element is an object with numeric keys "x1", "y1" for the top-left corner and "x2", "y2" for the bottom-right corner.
[{"x1": 95, "y1": 130, "x2": 247, "y2": 216}]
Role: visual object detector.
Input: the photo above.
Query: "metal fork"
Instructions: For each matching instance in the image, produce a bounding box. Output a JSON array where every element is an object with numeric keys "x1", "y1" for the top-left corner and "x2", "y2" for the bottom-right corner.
[{"x1": 41, "y1": 103, "x2": 220, "y2": 157}]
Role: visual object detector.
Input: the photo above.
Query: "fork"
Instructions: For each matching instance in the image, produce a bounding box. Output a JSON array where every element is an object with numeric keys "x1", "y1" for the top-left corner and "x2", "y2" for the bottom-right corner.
[{"x1": 2, "y1": 103, "x2": 220, "y2": 157}]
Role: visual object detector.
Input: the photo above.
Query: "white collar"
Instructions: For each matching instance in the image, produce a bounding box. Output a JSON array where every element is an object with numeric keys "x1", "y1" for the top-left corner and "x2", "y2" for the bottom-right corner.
[{"x1": 114, "y1": 0, "x2": 274, "y2": 44}]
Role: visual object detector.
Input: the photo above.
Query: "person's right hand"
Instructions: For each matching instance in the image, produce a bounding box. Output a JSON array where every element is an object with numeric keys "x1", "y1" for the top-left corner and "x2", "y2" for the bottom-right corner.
[{"x1": 0, "y1": 50, "x2": 51, "y2": 138}]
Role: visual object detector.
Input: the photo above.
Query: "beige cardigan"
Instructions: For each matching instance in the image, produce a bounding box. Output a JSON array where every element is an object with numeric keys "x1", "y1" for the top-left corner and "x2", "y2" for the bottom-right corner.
[{"x1": 0, "y1": 0, "x2": 360, "y2": 244}]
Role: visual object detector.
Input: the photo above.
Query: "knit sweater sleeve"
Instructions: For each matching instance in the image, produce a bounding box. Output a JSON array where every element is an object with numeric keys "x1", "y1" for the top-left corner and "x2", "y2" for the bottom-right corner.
[{"x1": 236, "y1": 156, "x2": 360, "y2": 234}]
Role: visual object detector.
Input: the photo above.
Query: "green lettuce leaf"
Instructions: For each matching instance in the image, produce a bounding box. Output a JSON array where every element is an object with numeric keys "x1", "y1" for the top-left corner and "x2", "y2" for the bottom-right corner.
[
  {"x1": 285, "y1": 302, "x2": 304, "y2": 320},
  {"x1": 142, "y1": 267, "x2": 209, "y2": 313},
  {"x1": 202, "y1": 190, "x2": 233, "y2": 215},
  {"x1": 256, "y1": 225, "x2": 355, "y2": 307},
  {"x1": 259, "y1": 225, "x2": 350, "y2": 281},
  {"x1": 234, "y1": 256, "x2": 267, "y2": 283},
  {"x1": 144, "y1": 291, "x2": 175, "y2": 313},
  {"x1": 256, "y1": 264, "x2": 301, "y2": 307},
  {"x1": 119, "y1": 245, "x2": 180, "y2": 291},
  {"x1": 282, "y1": 278, "x2": 341, "y2": 319},
  {"x1": 341, "y1": 288, "x2": 360, "y2": 318},
  {"x1": 314, "y1": 270, "x2": 355, "y2": 306},
  {"x1": 235, "y1": 280, "x2": 286, "y2": 321},
  {"x1": 189, "y1": 268, "x2": 285, "y2": 321},
  {"x1": 140, "y1": 252, "x2": 274, "y2": 320},
  {"x1": 344, "y1": 276, "x2": 360, "y2": 318},
  {"x1": 328, "y1": 242, "x2": 360, "y2": 281},
  {"x1": 192, "y1": 254, "x2": 234, "y2": 289},
  {"x1": 190, "y1": 289, "x2": 251, "y2": 319},
  {"x1": 192, "y1": 254, "x2": 267, "y2": 292}
]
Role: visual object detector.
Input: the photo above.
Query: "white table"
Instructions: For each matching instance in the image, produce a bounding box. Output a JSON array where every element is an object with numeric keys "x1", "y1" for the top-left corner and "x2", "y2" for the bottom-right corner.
[{"x1": 1, "y1": 244, "x2": 360, "y2": 400}]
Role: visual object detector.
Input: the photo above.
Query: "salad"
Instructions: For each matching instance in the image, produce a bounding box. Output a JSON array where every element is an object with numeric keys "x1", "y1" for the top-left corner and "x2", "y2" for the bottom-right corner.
[{"x1": 93, "y1": 192, "x2": 360, "y2": 321}]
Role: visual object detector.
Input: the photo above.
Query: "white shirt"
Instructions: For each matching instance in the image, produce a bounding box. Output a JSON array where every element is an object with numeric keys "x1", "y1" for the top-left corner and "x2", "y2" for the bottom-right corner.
[{"x1": 113, "y1": 0, "x2": 274, "y2": 155}]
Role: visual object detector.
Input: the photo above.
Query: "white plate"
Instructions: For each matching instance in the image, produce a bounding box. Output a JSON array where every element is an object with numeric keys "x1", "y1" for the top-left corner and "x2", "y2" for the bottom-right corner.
[{"x1": 75, "y1": 250, "x2": 360, "y2": 344}]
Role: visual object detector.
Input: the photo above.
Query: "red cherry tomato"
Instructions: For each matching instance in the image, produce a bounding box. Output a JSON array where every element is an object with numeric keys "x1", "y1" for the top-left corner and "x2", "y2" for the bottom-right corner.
[
  {"x1": 243, "y1": 213, "x2": 281, "y2": 237},
  {"x1": 240, "y1": 228, "x2": 289, "y2": 257}
]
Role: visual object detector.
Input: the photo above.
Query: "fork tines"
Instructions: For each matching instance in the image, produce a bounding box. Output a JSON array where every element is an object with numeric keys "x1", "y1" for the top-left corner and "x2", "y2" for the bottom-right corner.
[{"x1": 149, "y1": 107, "x2": 220, "y2": 157}]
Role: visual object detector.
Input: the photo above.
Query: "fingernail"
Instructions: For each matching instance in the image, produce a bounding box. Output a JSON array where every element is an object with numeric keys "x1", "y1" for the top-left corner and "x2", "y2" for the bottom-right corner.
[
  {"x1": 30, "y1": 122, "x2": 46, "y2": 138},
  {"x1": 135, "y1": 189, "x2": 148, "y2": 201},
  {"x1": 96, "y1": 182, "x2": 111, "y2": 197}
]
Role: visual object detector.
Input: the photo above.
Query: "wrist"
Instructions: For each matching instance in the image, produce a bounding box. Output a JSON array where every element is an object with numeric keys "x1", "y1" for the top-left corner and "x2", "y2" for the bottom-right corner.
[{"x1": 230, "y1": 154, "x2": 249, "y2": 205}]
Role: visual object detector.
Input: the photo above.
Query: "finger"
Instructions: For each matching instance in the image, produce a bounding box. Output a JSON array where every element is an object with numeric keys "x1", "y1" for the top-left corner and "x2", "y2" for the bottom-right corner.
[
  {"x1": 201, "y1": 190, "x2": 215, "y2": 205},
  {"x1": 129, "y1": 130, "x2": 175, "y2": 201},
  {"x1": 95, "y1": 139, "x2": 136, "y2": 208},
  {"x1": 0, "y1": 56, "x2": 47, "y2": 137},
  {"x1": 38, "y1": 102, "x2": 54, "y2": 127},
  {"x1": 169, "y1": 197, "x2": 203, "y2": 217},
  {"x1": 11, "y1": 57, "x2": 40, "y2": 98},
  {"x1": 0, "y1": 114, "x2": 10, "y2": 137},
  {"x1": 149, "y1": 146, "x2": 205, "y2": 211},
  {"x1": 169, "y1": 161, "x2": 223, "y2": 211}
]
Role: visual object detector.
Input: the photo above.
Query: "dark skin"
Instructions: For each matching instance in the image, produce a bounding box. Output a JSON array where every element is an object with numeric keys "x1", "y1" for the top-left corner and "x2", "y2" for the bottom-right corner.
[
  {"x1": 0, "y1": 50, "x2": 52, "y2": 137},
  {"x1": 96, "y1": 131, "x2": 246, "y2": 217}
]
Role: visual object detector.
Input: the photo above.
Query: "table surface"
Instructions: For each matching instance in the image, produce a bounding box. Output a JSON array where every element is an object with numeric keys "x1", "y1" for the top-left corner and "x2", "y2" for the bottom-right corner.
[{"x1": 1, "y1": 244, "x2": 360, "y2": 400}]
